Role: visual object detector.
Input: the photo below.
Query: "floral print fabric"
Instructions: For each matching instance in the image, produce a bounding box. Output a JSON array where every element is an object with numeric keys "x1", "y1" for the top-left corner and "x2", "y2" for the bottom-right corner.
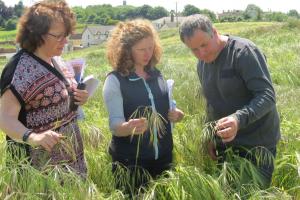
[{"x1": 6, "y1": 51, "x2": 87, "y2": 176}]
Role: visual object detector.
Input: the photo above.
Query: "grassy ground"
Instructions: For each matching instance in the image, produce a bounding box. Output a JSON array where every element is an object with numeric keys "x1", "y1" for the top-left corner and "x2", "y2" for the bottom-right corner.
[
  {"x1": 0, "y1": 23, "x2": 92, "y2": 43},
  {"x1": 0, "y1": 30, "x2": 17, "y2": 42},
  {"x1": 0, "y1": 22, "x2": 299, "y2": 199},
  {"x1": 0, "y1": 44, "x2": 15, "y2": 49}
]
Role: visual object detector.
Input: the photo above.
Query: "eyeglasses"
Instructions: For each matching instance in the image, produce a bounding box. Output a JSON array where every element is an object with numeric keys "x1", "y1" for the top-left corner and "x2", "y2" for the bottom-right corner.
[{"x1": 47, "y1": 33, "x2": 68, "y2": 42}]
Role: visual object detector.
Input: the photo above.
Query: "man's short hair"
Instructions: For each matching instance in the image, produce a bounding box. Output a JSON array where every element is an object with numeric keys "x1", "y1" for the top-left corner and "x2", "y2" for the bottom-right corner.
[{"x1": 179, "y1": 14, "x2": 214, "y2": 43}]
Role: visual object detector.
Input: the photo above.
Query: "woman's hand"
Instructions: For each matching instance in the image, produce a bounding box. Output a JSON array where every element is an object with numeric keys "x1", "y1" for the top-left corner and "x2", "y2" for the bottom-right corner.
[
  {"x1": 27, "y1": 130, "x2": 64, "y2": 152},
  {"x1": 168, "y1": 108, "x2": 184, "y2": 123},
  {"x1": 127, "y1": 118, "x2": 148, "y2": 135},
  {"x1": 73, "y1": 88, "x2": 89, "y2": 106}
]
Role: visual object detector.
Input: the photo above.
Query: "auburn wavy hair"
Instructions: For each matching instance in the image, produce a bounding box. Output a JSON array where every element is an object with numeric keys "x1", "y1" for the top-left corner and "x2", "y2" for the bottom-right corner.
[
  {"x1": 106, "y1": 19, "x2": 162, "y2": 75},
  {"x1": 16, "y1": 0, "x2": 75, "y2": 52}
]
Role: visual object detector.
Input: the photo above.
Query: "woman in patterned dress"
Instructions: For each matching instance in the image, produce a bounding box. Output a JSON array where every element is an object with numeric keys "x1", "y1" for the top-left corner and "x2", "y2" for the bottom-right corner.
[{"x1": 0, "y1": 0, "x2": 87, "y2": 177}]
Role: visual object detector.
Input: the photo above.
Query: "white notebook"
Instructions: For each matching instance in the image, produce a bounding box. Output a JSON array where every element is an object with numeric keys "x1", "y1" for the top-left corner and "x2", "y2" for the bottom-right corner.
[{"x1": 82, "y1": 75, "x2": 100, "y2": 97}]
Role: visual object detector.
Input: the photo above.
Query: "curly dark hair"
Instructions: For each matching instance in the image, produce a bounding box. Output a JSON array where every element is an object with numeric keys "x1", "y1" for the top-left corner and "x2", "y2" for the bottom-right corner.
[
  {"x1": 106, "y1": 19, "x2": 162, "y2": 75},
  {"x1": 16, "y1": 0, "x2": 76, "y2": 52}
]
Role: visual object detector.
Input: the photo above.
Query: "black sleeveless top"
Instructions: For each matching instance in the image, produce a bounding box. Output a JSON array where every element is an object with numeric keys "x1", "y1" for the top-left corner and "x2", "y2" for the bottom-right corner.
[{"x1": 109, "y1": 68, "x2": 173, "y2": 161}]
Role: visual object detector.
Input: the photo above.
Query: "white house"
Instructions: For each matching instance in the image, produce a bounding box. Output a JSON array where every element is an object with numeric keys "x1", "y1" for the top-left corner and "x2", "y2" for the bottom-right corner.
[
  {"x1": 152, "y1": 16, "x2": 187, "y2": 30},
  {"x1": 64, "y1": 33, "x2": 83, "y2": 52},
  {"x1": 81, "y1": 25, "x2": 115, "y2": 47}
]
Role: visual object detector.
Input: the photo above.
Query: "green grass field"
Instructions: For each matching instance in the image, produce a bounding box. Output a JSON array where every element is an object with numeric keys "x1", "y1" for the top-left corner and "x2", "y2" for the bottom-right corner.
[
  {"x1": 0, "y1": 22, "x2": 299, "y2": 199},
  {"x1": 0, "y1": 30, "x2": 17, "y2": 42},
  {"x1": 0, "y1": 23, "x2": 90, "y2": 43}
]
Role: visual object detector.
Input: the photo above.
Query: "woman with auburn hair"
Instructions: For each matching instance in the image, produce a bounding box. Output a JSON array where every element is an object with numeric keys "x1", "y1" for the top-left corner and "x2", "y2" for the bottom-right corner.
[
  {"x1": 0, "y1": 0, "x2": 88, "y2": 177},
  {"x1": 103, "y1": 19, "x2": 184, "y2": 193}
]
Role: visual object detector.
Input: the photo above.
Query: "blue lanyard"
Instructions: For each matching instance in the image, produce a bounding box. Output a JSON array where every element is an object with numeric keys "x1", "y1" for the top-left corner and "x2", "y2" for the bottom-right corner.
[{"x1": 129, "y1": 77, "x2": 159, "y2": 160}]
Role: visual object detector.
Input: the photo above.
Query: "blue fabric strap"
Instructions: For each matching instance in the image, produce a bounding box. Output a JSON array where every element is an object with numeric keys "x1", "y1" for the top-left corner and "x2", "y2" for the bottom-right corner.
[{"x1": 129, "y1": 77, "x2": 159, "y2": 160}]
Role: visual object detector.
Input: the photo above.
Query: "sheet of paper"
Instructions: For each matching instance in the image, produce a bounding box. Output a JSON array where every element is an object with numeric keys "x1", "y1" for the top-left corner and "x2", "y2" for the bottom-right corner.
[
  {"x1": 66, "y1": 58, "x2": 86, "y2": 82},
  {"x1": 82, "y1": 75, "x2": 100, "y2": 97}
]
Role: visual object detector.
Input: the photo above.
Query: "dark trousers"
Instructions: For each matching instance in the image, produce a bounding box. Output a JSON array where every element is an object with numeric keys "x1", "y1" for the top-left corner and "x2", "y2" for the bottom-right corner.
[
  {"x1": 111, "y1": 154, "x2": 173, "y2": 196},
  {"x1": 216, "y1": 145, "x2": 276, "y2": 189}
]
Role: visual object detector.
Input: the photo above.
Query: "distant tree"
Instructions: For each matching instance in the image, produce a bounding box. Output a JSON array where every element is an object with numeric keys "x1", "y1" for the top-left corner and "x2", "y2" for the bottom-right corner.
[
  {"x1": 0, "y1": 1, "x2": 13, "y2": 28},
  {"x1": 264, "y1": 12, "x2": 288, "y2": 22},
  {"x1": 0, "y1": 1, "x2": 4, "y2": 27},
  {"x1": 0, "y1": 0, "x2": 6, "y2": 14},
  {"x1": 136, "y1": 5, "x2": 152, "y2": 19},
  {"x1": 98, "y1": 17, "x2": 108, "y2": 25},
  {"x1": 288, "y1": 9, "x2": 299, "y2": 19},
  {"x1": 5, "y1": 17, "x2": 17, "y2": 30},
  {"x1": 114, "y1": 5, "x2": 136, "y2": 20},
  {"x1": 14, "y1": 1, "x2": 24, "y2": 17},
  {"x1": 149, "y1": 6, "x2": 168, "y2": 20},
  {"x1": 84, "y1": 4, "x2": 114, "y2": 23},
  {"x1": 73, "y1": 6, "x2": 86, "y2": 23},
  {"x1": 93, "y1": 16, "x2": 102, "y2": 24},
  {"x1": 76, "y1": 13, "x2": 84, "y2": 21},
  {"x1": 236, "y1": 16, "x2": 243, "y2": 21},
  {"x1": 244, "y1": 4, "x2": 263, "y2": 21},
  {"x1": 182, "y1": 4, "x2": 200, "y2": 16},
  {"x1": 95, "y1": 4, "x2": 113, "y2": 17},
  {"x1": 200, "y1": 9, "x2": 217, "y2": 22},
  {"x1": 106, "y1": 18, "x2": 119, "y2": 25},
  {"x1": 72, "y1": 3, "x2": 173, "y2": 23},
  {"x1": 0, "y1": 15, "x2": 4, "y2": 27},
  {"x1": 87, "y1": 14, "x2": 96, "y2": 23},
  {"x1": 94, "y1": 14, "x2": 110, "y2": 25},
  {"x1": 1, "y1": 4, "x2": 13, "y2": 20}
]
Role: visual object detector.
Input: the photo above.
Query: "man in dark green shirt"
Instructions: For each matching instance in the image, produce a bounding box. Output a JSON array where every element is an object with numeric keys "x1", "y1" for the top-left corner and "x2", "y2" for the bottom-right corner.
[{"x1": 179, "y1": 14, "x2": 280, "y2": 188}]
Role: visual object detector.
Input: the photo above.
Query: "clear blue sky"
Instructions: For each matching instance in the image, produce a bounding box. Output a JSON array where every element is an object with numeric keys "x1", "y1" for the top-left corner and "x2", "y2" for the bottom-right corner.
[{"x1": 3, "y1": 0, "x2": 300, "y2": 13}]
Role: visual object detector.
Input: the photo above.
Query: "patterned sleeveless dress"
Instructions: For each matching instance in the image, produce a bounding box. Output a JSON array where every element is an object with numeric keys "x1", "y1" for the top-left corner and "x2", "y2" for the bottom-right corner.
[{"x1": 0, "y1": 49, "x2": 87, "y2": 177}]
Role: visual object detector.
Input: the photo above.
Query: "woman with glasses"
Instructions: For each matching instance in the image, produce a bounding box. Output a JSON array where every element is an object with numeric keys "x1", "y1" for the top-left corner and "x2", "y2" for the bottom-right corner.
[{"x1": 0, "y1": 0, "x2": 88, "y2": 178}]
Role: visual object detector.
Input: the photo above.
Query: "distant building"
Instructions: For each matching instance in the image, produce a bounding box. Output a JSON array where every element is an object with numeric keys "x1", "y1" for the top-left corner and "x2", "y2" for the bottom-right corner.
[
  {"x1": 69, "y1": 33, "x2": 82, "y2": 47},
  {"x1": 81, "y1": 25, "x2": 115, "y2": 47},
  {"x1": 64, "y1": 33, "x2": 83, "y2": 52},
  {"x1": 152, "y1": 16, "x2": 187, "y2": 30},
  {"x1": 217, "y1": 10, "x2": 244, "y2": 22},
  {"x1": 123, "y1": 0, "x2": 126, "y2": 6}
]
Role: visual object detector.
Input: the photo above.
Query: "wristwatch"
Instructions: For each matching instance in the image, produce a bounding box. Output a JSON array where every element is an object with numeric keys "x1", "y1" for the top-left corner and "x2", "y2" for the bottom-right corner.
[{"x1": 22, "y1": 129, "x2": 33, "y2": 142}]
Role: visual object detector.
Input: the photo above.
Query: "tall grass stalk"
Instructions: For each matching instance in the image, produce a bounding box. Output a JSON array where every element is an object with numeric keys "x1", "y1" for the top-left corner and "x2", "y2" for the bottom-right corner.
[{"x1": 143, "y1": 166, "x2": 225, "y2": 200}]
